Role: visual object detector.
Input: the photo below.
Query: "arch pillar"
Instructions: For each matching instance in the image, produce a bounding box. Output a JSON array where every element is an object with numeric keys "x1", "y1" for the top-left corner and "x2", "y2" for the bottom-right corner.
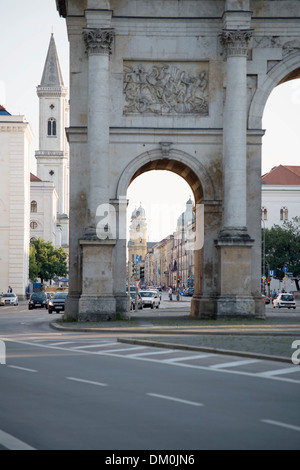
[{"x1": 216, "y1": 26, "x2": 256, "y2": 318}]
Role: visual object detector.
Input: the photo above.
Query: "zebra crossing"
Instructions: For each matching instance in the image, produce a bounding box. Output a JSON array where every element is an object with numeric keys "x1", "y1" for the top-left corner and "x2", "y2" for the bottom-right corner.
[{"x1": 7, "y1": 336, "x2": 300, "y2": 384}]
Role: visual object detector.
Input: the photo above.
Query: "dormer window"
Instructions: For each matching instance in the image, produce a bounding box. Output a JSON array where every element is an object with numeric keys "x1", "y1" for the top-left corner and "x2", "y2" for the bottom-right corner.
[{"x1": 48, "y1": 118, "x2": 57, "y2": 137}]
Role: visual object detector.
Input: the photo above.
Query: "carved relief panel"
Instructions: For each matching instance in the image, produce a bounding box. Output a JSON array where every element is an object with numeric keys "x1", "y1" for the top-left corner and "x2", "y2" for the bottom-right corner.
[{"x1": 123, "y1": 61, "x2": 209, "y2": 115}]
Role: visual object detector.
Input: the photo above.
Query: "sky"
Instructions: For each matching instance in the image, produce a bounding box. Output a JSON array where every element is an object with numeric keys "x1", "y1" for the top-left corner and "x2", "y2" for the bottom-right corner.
[{"x1": 1, "y1": 1, "x2": 300, "y2": 242}]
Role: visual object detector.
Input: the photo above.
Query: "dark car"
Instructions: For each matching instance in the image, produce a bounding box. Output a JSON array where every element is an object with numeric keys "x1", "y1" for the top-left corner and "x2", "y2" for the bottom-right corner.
[
  {"x1": 48, "y1": 292, "x2": 68, "y2": 314},
  {"x1": 28, "y1": 292, "x2": 47, "y2": 310}
]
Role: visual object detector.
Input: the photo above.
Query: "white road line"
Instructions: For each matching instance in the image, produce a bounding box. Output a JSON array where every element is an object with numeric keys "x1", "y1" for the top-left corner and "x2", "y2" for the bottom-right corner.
[
  {"x1": 261, "y1": 420, "x2": 300, "y2": 432},
  {"x1": 210, "y1": 359, "x2": 260, "y2": 369},
  {"x1": 163, "y1": 354, "x2": 215, "y2": 363},
  {"x1": 0, "y1": 429, "x2": 36, "y2": 450},
  {"x1": 147, "y1": 393, "x2": 203, "y2": 407},
  {"x1": 4, "y1": 338, "x2": 300, "y2": 385},
  {"x1": 257, "y1": 366, "x2": 300, "y2": 377},
  {"x1": 66, "y1": 377, "x2": 108, "y2": 387},
  {"x1": 98, "y1": 346, "x2": 147, "y2": 353},
  {"x1": 128, "y1": 350, "x2": 175, "y2": 358},
  {"x1": 8, "y1": 365, "x2": 38, "y2": 373},
  {"x1": 72, "y1": 342, "x2": 119, "y2": 350}
]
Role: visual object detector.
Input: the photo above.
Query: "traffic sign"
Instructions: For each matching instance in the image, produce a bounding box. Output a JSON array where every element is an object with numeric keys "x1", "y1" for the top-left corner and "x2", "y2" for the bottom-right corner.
[
  {"x1": 283, "y1": 266, "x2": 288, "y2": 273},
  {"x1": 136, "y1": 255, "x2": 140, "y2": 264},
  {"x1": 269, "y1": 270, "x2": 275, "y2": 277}
]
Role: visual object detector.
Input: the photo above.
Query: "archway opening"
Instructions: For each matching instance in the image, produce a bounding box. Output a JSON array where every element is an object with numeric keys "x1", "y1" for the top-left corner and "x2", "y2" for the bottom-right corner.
[
  {"x1": 126, "y1": 164, "x2": 203, "y2": 314},
  {"x1": 261, "y1": 73, "x2": 300, "y2": 295}
]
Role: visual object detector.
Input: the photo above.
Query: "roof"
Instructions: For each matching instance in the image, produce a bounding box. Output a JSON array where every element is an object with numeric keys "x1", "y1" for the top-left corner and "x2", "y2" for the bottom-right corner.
[
  {"x1": 39, "y1": 34, "x2": 64, "y2": 87},
  {"x1": 0, "y1": 105, "x2": 11, "y2": 116},
  {"x1": 30, "y1": 173, "x2": 43, "y2": 182},
  {"x1": 262, "y1": 165, "x2": 300, "y2": 185}
]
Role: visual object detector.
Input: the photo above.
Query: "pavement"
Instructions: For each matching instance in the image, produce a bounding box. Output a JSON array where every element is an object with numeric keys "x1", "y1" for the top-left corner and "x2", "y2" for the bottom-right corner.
[{"x1": 50, "y1": 302, "x2": 300, "y2": 363}]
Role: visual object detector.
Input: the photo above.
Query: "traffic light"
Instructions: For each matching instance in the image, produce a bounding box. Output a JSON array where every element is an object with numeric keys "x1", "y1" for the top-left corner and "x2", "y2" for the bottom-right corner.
[
  {"x1": 177, "y1": 275, "x2": 180, "y2": 282},
  {"x1": 267, "y1": 279, "x2": 270, "y2": 285},
  {"x1": 140, "y1": 266, "x2": 145, "y2": 281}
]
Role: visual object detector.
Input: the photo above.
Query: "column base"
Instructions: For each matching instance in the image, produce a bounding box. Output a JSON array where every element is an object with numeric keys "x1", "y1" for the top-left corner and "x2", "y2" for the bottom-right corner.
[
  {"x1": 78, "y1": 295, "x2": 116, "y2": 322},
  {"x1": 190, "y1": 295, "x2": 217, "y2": 319},
  {"x1": 64, "y1": 292, "x2": 80, "y2": 321},
  {"x1": 216, "y1": 295, "x2": 255, "y2": 318}
]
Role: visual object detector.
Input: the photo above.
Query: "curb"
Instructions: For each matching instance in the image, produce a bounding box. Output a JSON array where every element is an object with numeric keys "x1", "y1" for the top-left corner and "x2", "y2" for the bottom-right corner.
[
  {"x1": 117, "y1": 337, "x2": 292, "y2": 364},
  {"x1": 50, "y1": 320, "x2": 294, "y2": 363}
]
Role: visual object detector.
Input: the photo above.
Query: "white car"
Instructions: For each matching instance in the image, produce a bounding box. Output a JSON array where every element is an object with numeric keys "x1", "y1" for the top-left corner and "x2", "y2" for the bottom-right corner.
[
  {"x1": 0, "y1": 293, "x2": 19, "y2": 306},
  {"x1": 273, "y1": 293, "x2": 296, "y2": 310},
  {"x1": 140, "y1": 290, "x2": 160, "y2": 309}
]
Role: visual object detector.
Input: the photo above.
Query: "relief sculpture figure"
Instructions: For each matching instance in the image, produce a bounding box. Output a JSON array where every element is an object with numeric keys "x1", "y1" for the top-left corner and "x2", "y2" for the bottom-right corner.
[{"x1": 123, "y1": 63, "x2": 209, "y2": 115}]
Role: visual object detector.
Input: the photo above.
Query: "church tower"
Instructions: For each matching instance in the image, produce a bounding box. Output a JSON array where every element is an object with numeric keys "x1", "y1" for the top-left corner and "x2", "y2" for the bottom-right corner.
[
  {"x1": 128, "y1": 204, "x2": 148, "y2": 264},
  {"x1": 35, "y1": 34, "x2": 69, "y2": 247}
]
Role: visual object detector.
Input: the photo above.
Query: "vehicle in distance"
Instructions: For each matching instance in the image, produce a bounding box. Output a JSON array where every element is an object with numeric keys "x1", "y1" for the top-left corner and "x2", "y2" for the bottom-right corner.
[
  {"x1": 262, "y1": 294, "x2": 270, "y2": 304},
  {"x1": 0, "y1": 293, "x2": 19, "y2": 306},
  {"x1": 130, "y1": 292, "x2": 143, "y2": 310},
  {"x1": 48, "y1": 292, "x2": 68, "y2": 314},
  {"x1": 140, "y1": 290, "x2": 160, "y2": 309},
  {"x1": 28, "y1": 292, "x2": 47, "y2": 310},
  {"x1": 273, "y1": 293, "x2": 296, "y2": 309}
]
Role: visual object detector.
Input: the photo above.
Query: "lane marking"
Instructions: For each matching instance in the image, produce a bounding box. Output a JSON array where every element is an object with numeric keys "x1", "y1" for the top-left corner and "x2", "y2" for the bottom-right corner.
[
  {"x1": 128, "y1": 350, "x2": 176, "y2": 358},
  {"x1": 0, "y1": 429, "x2": 36, "y2": 450},
  {"x1": 147, "y1": 393, "x2": 203, "y2": 407},
  {"x1": 3, "y1": 338, "x2": 300, "y2": 385},
  {"x1": 72, "y1": 342, "x2": 119, "y2": 350},
  {"x1": 257, "y1": 366, "x2": 300, "y2": 377},
  {"x1": 261, "y1": 420, "x2": 300, "y2": 432},
  {"x1": 8, "y1": 365, "x2": 38, "y2": 373},
  {"x1": 163, "y1": 354, "x2": 215, "y2": 363},
  {"x1": 66, "y1": 377, "x2": 108, "y2": 387},
  {"x1": 210, "y1": 359, "x2": 260, "y2": 369},
  {"x1": 97, "y1": 346, "x2": 147, "y2": 353}
]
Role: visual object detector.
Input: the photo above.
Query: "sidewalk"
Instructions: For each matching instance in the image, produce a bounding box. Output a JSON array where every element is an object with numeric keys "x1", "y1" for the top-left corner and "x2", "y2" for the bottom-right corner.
[{"x1": 50, "y1": 306, "x2": 300, "y2": 363}]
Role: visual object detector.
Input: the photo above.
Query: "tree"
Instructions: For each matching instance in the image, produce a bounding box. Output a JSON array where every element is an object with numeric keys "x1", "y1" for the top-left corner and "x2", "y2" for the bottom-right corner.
[
  {"x1": 263, "y1": 217, "x2": 300, "y2": 280},
  {"x1": 29, "y1": 238, "x2": 68, "y2": 284}
]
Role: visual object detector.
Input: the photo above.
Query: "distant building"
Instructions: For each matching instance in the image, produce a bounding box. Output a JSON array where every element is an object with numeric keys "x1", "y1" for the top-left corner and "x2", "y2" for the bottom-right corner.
[
  {"x1": 262, "y1": 165, "x2": 300, "y2": 228},
  {"x1": 0, "y1": 106, "x2": 33, "y2": 298},
  {"x1": 30, "y1": 173, "x2": 58, "y2": 246}
]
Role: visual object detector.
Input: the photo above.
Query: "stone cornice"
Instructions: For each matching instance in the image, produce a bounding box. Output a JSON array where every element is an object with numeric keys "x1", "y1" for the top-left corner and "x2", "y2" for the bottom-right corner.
[{"x1": 82, "y1": 28, "x2": 115, "y2": 56}]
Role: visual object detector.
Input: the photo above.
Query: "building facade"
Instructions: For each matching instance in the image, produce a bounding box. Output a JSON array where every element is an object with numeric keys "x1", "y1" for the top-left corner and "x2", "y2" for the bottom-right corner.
[
  {"x1": 0, "y1": 106, "x2": 33, "y2": 298},
  {"x1": 262, "y1": 165, "x2": 300, "y2": 229}
]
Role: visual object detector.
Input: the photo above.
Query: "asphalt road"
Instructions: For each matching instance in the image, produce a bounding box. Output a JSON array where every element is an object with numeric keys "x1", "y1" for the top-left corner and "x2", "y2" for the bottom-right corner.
[{"x1": 0, "y1": 304, "x2": 300, "y2": 451}]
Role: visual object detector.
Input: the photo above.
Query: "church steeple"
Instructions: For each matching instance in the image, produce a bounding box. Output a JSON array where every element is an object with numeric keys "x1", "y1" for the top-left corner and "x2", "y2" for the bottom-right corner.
[{"x1": 40, "y1": 34, "x2": 64, "y2": 87}]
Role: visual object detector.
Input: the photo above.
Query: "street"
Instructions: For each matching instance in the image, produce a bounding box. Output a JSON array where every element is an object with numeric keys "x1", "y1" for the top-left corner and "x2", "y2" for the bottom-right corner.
[{"x1": 0, "y1": 302, "x2": 300, "y2": 450}]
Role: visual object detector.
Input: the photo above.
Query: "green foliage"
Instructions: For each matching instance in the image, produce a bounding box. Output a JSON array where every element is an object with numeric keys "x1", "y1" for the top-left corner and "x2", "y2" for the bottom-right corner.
[
  {"x1": 29, "y1": 238, "x2": 68, "y2": 283},
  {"x1": 263, "y1": 217, "x2": 300, "y2": 279}
]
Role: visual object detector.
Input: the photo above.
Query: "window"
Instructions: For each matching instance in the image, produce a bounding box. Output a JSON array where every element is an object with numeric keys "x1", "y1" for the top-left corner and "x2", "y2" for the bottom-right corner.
[
  {"x1": 280, "y1": 207, "x2": 288, "y2": 221},
  {"x1": 30, "y1": 221, "x2": 38, "y2": 230},
  {"x1": 48, "y1": 118, "x2": 57, "y2": 137},
  {"x1": 261, "y1": 207, "x2": 267, "y2": 220},
  {"x1": 31, "y1": 201, "x2": 37, "y2": 213}
]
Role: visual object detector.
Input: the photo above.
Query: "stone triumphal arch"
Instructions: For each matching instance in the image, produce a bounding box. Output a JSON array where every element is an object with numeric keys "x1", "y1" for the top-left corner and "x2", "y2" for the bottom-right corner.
[{"x1": 56, "y1": 0, "x2": 300, "y2": 321}]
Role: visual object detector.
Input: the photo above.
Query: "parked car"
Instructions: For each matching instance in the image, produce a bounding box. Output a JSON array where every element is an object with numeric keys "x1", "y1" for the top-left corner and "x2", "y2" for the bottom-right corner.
[
  {"x1": 262, "y1": 294, "x2": 270, "y2": 304},
  {"x1": 0, "y1": 293, "x2": 19, "y2": 306},
  {"x1": 130, "y1": 292, "x2": 143, "y2": 310},
  {"x1": 28, "y1": 292, "x2": 47, "y2": 310},
  {"x1": 184, "y1": 288, "x2": 194, "y2": 297},
  {"x1": 48, "y1": 292, "x2": 68, "y2": 314},
  {"x1": 273, "y1": 293, "x2": 296, "y2": 309},
  {"x1": 140, "y1": 290, "x2": 160, "y2": 309}
]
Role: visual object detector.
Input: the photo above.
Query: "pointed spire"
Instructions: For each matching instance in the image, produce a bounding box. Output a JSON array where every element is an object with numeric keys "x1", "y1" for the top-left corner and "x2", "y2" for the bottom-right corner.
[{"x1": 40, "y1": 34, "x2": 64, "y2": 87}]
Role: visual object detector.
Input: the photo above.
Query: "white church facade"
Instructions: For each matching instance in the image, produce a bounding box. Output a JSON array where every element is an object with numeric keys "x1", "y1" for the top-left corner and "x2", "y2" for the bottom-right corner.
[{"x1": 0, "y1": 34, "x2": 69, "y2": 298}]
